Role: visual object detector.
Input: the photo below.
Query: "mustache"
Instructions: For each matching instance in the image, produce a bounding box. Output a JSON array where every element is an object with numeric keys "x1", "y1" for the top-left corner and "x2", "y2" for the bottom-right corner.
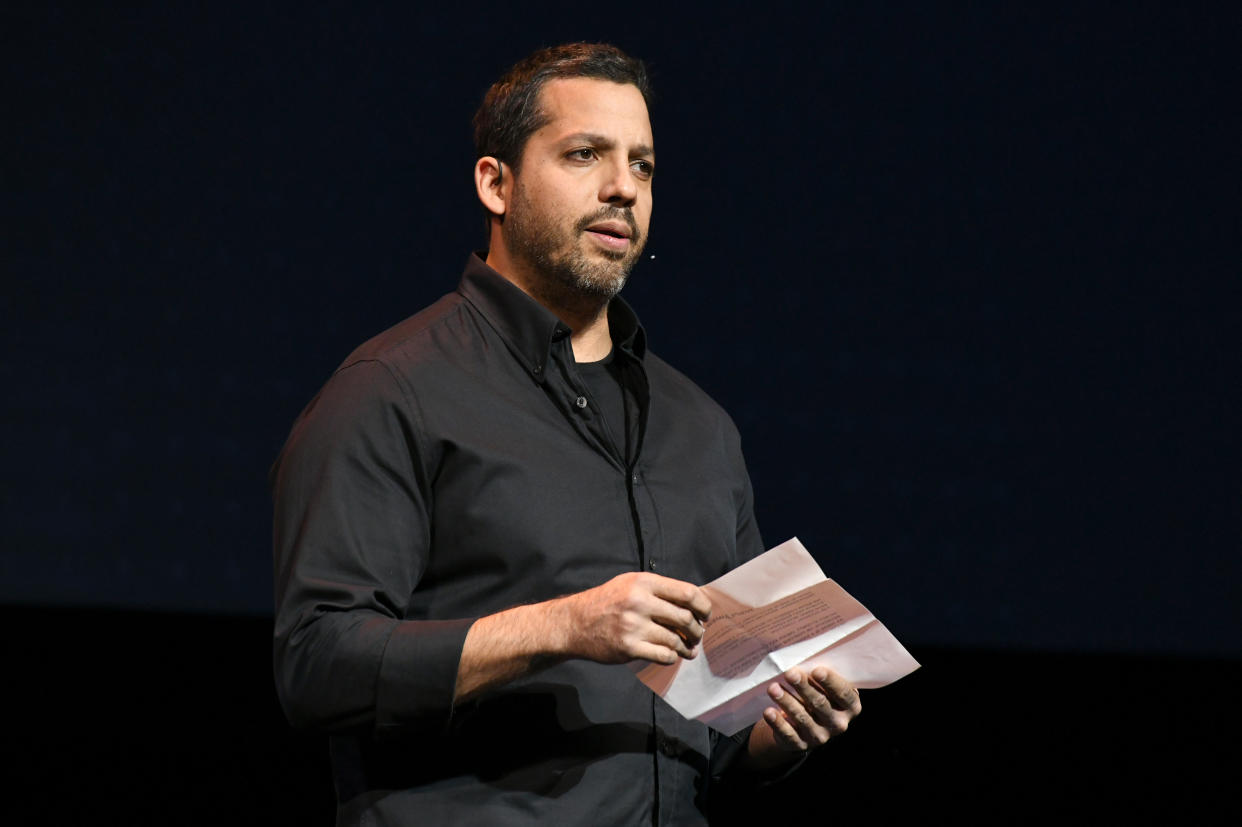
[{"x1": 576, "y1": 207, "x2": 641, "y2": 244}]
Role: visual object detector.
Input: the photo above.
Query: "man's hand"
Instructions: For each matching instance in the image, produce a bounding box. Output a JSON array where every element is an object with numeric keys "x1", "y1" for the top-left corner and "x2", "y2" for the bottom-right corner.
[
  {"x1": 744, "y1": 666, "x2": 861, "y2": 770},
  {"x1": 559, "y1": 572, "x2": 713, "y2": 665},
  {"x1": 454, "y1": 572, "x2": 711, "y2": 703}
]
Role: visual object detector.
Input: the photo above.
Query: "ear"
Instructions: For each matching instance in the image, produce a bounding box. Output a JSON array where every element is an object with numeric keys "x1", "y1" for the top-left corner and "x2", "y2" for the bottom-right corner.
[{"x1": 474, "y1": 156, "x2": 507, "y2": 218}]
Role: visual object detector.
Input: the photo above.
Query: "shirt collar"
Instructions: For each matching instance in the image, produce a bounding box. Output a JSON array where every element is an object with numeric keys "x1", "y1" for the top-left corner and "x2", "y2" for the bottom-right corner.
[
  {"x1": 606, "y1": 288, "x2": 648, "y2": 360},
  {"x1": 456, "y1": 253, "x2": 648, "y2": 380}
]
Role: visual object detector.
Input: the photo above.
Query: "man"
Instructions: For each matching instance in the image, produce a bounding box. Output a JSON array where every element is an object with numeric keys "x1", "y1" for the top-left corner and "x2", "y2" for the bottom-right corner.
[{"x1": 272, "y1": 43, "x2": 861, "y2": 825}]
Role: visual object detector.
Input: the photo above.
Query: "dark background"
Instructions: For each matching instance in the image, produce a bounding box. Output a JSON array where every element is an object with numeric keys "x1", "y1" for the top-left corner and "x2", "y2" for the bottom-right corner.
[{"x1": 6, "y1": 1, "x2": 1240, "y2": 823}]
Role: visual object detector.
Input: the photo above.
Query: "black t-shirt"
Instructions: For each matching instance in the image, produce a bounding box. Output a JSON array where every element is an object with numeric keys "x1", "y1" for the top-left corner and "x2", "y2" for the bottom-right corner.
[{"x1": 575, "y1": 348, "x2": 629, "y2": 462}]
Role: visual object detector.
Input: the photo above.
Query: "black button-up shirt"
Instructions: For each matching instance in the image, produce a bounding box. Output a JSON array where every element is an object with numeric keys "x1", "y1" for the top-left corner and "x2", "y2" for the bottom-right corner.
[{"x1": 272, "y1": 254, "x2": 765, "y2": 825}]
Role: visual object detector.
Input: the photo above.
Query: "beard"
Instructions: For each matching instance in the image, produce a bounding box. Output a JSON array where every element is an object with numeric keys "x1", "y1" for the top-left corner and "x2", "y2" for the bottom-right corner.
[{"x1": 502, "y1": 184, "x2": 646, "y2": 305}]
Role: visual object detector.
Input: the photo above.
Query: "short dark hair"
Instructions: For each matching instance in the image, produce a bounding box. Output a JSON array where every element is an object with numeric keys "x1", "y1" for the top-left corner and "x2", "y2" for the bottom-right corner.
[{"x1": 473, "y1": 43, "x2": 652, "y2": 171}]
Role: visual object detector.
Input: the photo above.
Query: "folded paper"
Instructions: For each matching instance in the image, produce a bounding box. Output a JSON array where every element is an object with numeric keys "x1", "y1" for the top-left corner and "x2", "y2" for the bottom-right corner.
[{"x1": 635, "y1": 537, "x2": 920, "y2": 735}]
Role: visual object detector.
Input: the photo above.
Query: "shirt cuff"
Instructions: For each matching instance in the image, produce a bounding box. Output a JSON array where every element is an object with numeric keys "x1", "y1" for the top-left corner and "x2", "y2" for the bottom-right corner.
[{"x1": 374, "y1": 617, "x2": 477, "y2": 735}]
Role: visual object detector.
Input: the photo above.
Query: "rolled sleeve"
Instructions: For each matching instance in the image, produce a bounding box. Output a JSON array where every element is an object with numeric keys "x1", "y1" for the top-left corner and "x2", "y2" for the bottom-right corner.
[{"x1": 375, "y1": 617, "x2": 476, "y2": 734}]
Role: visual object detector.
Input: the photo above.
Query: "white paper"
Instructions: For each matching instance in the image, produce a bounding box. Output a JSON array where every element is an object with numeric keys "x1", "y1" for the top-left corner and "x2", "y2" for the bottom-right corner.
[{"x1": 635, "y1": 537, "x2": 920, "y2": 735}]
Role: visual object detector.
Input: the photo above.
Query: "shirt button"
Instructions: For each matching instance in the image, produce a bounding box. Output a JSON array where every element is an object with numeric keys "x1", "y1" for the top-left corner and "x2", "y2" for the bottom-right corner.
[
  {"x1": 532, "y1": 364, "x2": 543, "y2": 376},
  {"x1": 631, "y1": 472, "x2": 640, "y2": 485},
  {"x1": 648, "y1": 559, "x2": 657, "y2": 571},
  {"x1": 575, "y1": 395, "x2": 588, "y2": 409}
]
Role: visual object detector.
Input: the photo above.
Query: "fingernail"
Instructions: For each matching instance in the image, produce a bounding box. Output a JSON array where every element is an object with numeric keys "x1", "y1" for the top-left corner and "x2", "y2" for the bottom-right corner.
[{"x1": 770, "y1": 684, "x2": 784, "y2": 699}]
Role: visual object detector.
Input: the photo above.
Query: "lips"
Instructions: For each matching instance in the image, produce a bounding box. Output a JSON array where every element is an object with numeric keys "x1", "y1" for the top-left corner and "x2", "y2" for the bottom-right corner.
[{"x1": 584, "y1": 220, "x2": 632, "y2": 239}]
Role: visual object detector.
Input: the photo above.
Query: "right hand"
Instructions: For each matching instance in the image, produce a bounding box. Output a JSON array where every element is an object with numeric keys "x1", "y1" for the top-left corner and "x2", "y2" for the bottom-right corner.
[{"x1": 559, "y1": 572, "x2": 713, "y2": 665}]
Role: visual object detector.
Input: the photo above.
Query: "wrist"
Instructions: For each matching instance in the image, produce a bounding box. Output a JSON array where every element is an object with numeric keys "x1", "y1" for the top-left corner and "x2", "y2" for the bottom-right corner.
[{"x1": 541, "y1": 593, "x2": 579, "y2": 660}]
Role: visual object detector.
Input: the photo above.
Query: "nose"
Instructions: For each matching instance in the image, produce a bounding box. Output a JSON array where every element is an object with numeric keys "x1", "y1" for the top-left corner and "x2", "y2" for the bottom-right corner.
[{"x1": 599, "y1": 158, "x2": 637, "y2": 206}]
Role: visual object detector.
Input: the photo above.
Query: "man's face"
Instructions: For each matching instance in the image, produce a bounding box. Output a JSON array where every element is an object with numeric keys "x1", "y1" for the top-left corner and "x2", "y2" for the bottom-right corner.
[{"x1": 501, "y1": 77, "x2": 654, "y2": 302}]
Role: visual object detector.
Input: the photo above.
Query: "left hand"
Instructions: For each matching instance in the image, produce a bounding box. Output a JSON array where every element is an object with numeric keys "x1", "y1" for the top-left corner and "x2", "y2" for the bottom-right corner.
[{"x1": 747, "y1": 666, "x2": 861, "y2": 764}]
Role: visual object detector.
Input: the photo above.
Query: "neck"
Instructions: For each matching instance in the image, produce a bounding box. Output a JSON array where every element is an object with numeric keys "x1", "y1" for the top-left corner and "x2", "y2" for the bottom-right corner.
[
  {"x1": 485, "y1": 245, "x2": 615, "y2": 363},
  {"x1": 567, "y1": 310, "x2": 612, "y2": 362},
  {"x1": 532, "y1": 279, "x2": 614, "y2": 363}
]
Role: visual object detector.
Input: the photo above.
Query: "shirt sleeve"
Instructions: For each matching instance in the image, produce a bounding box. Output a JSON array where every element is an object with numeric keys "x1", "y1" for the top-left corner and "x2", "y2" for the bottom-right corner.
[
  {"x1": 732, "y1": 446, "x2": 765, "y2": 567},
  {"x1": 270, "y1": 358, "x2": 475, "y2": 736},
  {"x1": 721, "y1": 411, "x2": 766, "y2": 570}
]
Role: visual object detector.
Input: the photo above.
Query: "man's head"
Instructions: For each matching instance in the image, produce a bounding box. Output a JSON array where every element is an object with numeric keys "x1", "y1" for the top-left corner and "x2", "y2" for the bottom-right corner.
[
  {"x1": 473, "y1": 43, "x2": 652, "y2": 175},
  {"x1": 473, "y1": 44, "x2": 655, "y2": 312}
]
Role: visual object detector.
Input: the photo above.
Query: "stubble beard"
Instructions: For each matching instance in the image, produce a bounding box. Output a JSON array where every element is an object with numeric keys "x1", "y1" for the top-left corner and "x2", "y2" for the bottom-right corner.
[{"x1": 503, "y1": 185, "x2": 645, "y2": 314}]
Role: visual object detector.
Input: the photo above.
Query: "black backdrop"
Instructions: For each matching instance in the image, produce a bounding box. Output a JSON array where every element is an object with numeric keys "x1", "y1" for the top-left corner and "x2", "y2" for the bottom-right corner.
[{"x1": 6, "y1": 2, "x2": 1241, "y2": 822}]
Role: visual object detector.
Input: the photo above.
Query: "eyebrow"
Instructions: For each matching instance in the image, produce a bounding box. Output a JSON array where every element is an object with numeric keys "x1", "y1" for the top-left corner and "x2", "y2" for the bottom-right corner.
[{"x1": 560, "y1": 132, "x2": 655, "y2": 159}]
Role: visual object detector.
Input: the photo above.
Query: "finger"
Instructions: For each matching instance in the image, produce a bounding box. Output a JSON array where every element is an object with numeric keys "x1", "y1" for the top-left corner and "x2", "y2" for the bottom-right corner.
[
  {"x1": 762, "y1": 706, "x2": 807, "y2": 752},
  {"x1": 629, "y1": 580, "x2": 704, "y2": 643},
  {"x1": 647, "y1": 575, "x2": 713, "y2": 623},
  {"x1": 646, "y1": 619, "x2": 697, "y2": 660},
  {"x1": 631, "y1": 640, "x2": 682, "y2": 665},
  {"x1": 784, "y1": 668, "x2": 836, "y2": 726},
  {"x1": 786, "y1": 670, "x2": 853, "y2": 736},
  {"x1": 769, "y1": 681, "x2": 830, "y2": 747},
  {"x1": 810, "y1": 667, "x2": 862, "y2": 716},
  {"x1": 650, "y1": 604, "x2": 706, "y2": 646},
  {"x1": 655, "y1": 619, "x2": 704, "y2": 650},
  {"x1": 643, "y1": 591, "x2": 709, "y2": 645}
]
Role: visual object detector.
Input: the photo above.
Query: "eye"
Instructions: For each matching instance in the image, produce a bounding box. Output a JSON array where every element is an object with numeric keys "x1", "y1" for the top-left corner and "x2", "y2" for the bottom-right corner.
[
  {"x1": 567, "y1": 148, "x2": 597, "y2": 162},
  {"x1": 631, "y1": 159, "x2": 654, "y2": 180}
]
